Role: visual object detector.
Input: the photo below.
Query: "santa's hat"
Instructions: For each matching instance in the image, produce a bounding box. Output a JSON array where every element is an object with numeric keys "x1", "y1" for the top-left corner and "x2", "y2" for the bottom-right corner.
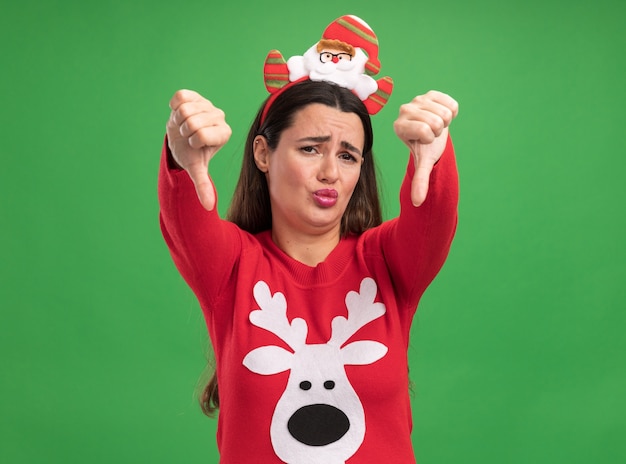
[{"x1": 322, "y1": 15, "x2": 381, "y2": 76}]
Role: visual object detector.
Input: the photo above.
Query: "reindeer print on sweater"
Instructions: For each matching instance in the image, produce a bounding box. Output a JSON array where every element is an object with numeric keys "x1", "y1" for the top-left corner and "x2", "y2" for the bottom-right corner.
[{"x1": 243, "y1": 277, "x2": 388, "y2": 464}]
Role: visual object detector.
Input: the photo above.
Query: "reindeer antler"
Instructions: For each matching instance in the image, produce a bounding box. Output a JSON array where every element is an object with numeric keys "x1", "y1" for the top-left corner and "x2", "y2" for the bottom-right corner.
[
  {"x1": 250, "y1": 281, "x2": 308, "y2": 351},
  {"x1": 329, "y1": 277, "x2": 386, "y2": 347}
]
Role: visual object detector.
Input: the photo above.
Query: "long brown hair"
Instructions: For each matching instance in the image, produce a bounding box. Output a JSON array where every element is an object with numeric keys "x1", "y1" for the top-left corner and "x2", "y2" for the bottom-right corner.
[{"x1": 200, "y1": 80, "x2": 383, "y2": 416}]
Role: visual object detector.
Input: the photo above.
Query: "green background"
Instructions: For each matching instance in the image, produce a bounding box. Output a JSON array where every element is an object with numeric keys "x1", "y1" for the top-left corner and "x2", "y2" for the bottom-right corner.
[{"x1": 2, "y1": 0, "x2": 624, "y2": 462}]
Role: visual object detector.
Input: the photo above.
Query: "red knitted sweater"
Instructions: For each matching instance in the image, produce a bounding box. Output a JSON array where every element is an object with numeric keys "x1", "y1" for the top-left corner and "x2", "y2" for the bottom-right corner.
[{"x1": 158, "y1": 136, "x2": 458, "y2": 463}]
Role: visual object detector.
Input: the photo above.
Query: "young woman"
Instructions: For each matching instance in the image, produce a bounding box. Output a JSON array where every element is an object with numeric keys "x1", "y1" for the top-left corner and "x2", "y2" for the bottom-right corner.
[{"x1": 160, "y1": 79, "x2": 458, "y2": 462}]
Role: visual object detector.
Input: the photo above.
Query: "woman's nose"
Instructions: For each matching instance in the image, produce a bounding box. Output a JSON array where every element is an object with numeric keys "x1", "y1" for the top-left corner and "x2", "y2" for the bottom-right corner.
[{"x1": 318, "y1": 155, "x2": 339, "y2": 183}]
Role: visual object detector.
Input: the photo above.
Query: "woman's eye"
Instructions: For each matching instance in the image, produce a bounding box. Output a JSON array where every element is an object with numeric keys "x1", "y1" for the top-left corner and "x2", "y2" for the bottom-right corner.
[
  {"x1": 339, "y1": 153, "x2": 357, "y2": 162},
  {"x1": 301, "y1": 146, "x2": 318, "y2": 154}
]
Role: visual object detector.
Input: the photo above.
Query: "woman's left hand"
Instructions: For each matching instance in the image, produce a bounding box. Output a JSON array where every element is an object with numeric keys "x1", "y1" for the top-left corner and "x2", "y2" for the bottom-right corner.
[{"x1": 393, "y1": 91, "x2": 459, "y2": 206}]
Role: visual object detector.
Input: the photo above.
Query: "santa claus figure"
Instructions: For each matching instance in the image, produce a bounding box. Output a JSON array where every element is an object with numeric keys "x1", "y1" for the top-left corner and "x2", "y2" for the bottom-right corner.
[
  {"x1": 287, "y1": 35, "x2": 377, "y2": 101},
  {"x1": 263, "y1": 15, "x2": 394, "y2": 115}
]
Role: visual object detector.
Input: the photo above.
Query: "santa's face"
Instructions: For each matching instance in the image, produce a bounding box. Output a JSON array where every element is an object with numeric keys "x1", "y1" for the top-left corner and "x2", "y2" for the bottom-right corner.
[
  {"x1": 303, "y1": 44, "x2": 368, "y2": 79},
  {"x1": 319, "y1": 50, "x2": 353, "y2": 64}
]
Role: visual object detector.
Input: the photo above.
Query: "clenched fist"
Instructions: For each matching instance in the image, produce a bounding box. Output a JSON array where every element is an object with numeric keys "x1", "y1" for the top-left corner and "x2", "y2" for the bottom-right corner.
[
  {"x1": 393, "y1": 90, "x2": 459, "y2": 206},
  {"x1": 166, "y1": 89, "x2": 232, "y2": 210}
]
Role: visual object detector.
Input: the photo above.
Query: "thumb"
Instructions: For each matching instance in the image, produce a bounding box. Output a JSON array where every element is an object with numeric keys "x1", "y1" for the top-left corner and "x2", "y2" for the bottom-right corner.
[
  {"x1": 187, "y1": 163, "x2": 216, "y2": 211},
  {"x1": 410, "y1": 145, "x2": 436, "y2": 207}
]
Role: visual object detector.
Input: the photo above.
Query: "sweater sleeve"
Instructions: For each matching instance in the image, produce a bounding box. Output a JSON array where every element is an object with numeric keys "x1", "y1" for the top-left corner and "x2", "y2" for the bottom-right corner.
[
  {"x1": 370, "y1": 134, "x2": 459, "y2": 310},
  {"x1": 157, "y1": 138, "x2": 242, "y2": 308}
]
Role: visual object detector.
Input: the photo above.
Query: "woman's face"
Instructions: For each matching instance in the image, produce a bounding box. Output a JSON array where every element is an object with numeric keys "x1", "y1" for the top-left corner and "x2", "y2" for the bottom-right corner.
[{"x1": 254, "y1": 103, "x2": 365, "y2": 238}]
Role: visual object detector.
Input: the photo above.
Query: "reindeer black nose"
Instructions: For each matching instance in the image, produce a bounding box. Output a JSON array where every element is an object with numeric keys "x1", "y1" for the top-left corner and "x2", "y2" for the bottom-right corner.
[{"x1": 287, "y1": 404, "x2": 350, "y2": 446}]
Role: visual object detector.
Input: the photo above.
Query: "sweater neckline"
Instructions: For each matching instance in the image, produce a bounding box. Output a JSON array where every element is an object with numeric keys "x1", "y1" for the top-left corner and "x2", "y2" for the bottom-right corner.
[{"x1": 255, "y1": 230, "x2": 358, "y2": 288}]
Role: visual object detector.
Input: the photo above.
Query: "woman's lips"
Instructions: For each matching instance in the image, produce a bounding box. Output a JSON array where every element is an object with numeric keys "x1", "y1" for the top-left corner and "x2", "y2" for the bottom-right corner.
[{"x1": 313, "y1": 189, "x2": 338, "y2": 207}]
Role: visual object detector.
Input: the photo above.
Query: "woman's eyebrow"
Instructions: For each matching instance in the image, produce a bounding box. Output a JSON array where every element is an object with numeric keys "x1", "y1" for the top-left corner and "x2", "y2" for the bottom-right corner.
[
  {"x1": 341, "y1": 141, "x2": 363, "y2": 157},
  {"x1": 296, "y1": 135, "x2": 331, "y2": 144},
  {"x1": 296, "y1": 136, "x2": 362, "y2": 157}
]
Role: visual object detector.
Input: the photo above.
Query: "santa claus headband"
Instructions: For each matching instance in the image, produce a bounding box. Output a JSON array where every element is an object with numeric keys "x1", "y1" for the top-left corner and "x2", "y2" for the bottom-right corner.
[{"x1": 261, "y1": 15, "x2": 394, "y2": 123}]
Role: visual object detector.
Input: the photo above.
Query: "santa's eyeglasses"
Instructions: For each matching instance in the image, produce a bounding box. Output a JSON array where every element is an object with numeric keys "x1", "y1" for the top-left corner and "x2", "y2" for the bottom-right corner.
[{"x1": 319, "y1": 52, "x2": 353, "y2": 63}]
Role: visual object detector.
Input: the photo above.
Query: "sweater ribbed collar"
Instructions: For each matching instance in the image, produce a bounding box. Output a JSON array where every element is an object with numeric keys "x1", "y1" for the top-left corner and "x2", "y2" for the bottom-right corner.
[{"x1": 255, "y1": 230, "x2": 358, "y2": 288}]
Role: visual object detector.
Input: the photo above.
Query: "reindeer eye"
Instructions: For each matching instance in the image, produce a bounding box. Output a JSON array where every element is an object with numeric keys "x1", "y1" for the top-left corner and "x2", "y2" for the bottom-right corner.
[
  {"x1": 299, "y1": 381, "x2": 312, "y2": 391},
  {"x1": 324, "y1": 381, "x2": 335, "y2": 390}
]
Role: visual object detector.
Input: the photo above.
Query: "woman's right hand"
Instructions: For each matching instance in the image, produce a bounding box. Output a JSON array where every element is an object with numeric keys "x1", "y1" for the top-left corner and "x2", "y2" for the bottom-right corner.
[{"x1": 166, "y1": 89, "x2": 232, "y2": 211}]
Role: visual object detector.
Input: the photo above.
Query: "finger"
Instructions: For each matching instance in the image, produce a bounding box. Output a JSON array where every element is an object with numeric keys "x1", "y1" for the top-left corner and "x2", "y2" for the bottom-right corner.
[
  {"x1": 410, "y1": 149, "x2": 436, "y2": 207},
  {"x1": 187, "y1": 162, "x2": 216, "y2": 211},
  {"x1": 405, "y1": 99, "x2": 451, "y2": 129},
  {"x1": 173, "y1": 99, "x2": 218, "y2": 127},
  {"x1": 166, "y1": 110, "x2": 179, "y2": 138},
  {"x1": 403, "y1": 92, "x2": 459, "y2": 129},
  {"x1": 424, "y1": 90, "x2": 459, "y2": 120},
  {"x1": 169, "y1": 89, "x2": 205, "y2": 111},
  {"x1": 187, "y1": 122, "x2": 232, "y2": 150},
  {"x1": 179, "y1": 107, "x2": 227, "y2": 138},
  {"x1": 394, "y1": 117, "x2": 438, "y2": 146}
]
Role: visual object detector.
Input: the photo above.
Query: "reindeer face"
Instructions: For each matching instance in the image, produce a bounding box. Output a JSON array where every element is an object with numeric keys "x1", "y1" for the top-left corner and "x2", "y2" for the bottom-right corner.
[
  {"x1": 272, "y1": 344, "x2": 358, "y2": 453},
  {"x1": 242, "y1": 278, "x2": 388, "y2": 464}
]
